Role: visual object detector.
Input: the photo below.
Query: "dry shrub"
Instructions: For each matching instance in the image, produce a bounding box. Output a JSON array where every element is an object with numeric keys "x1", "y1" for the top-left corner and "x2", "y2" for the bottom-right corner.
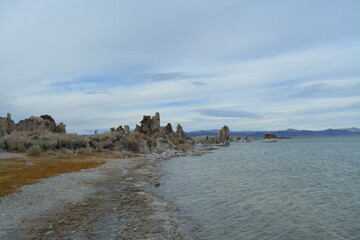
[
  {"x1": 115, "y1": 150, "x2": 133, "y2": 158},
  {"x1": 95, "y1": 143, "x2": 104, "y2": 152},
  {"x1": 27, "y1": 145, "x2": 41, "y2": 156},
  {"x1": 16, "y1": 142, "x2": 26, "y2": 152},
  {"x1": 0, "y1": 138, "x2": 5, "y2": 149},
  {"x1": 99, "y1": 132, "x2": 117, "y2": 142},
  {"x1": 179, "y1": 143, "x2": 193, "y2": 152},
  {"x1": 172, "y1": 138, "x2": 181, "y2": 145},
  {"x1": 123, "y1": 137, "x2": 139, "y2": 152},
  {"x1": 1, "y1": 132, "x2": 31, "y2": 151},
  {"x1": 25, "y1": 131, "x2": 42, "y2": 137}
]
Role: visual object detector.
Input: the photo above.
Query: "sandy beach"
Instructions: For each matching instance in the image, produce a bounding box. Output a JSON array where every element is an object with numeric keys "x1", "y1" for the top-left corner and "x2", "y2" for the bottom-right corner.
[{"x1": 0, "y1": 149, "x2": 208, "y2": 240}]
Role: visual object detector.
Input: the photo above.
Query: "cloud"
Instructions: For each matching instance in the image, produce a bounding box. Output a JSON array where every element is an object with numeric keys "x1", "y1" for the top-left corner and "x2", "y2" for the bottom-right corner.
[
  {"x1": 190, "y1": 81, "x2": 207, "y2": 86},
  {"x1": 197, "y1": 109, "x2": 261, "y2": 119},
  {"x1": 134, "y1": 72, "x2": 190, "y2": 81},
  {"x1": 0, "y1": 0, "x2": 359, "y2": 133},
  {"x1": 84, "y1": 91, "x2": 110, "y2": 95},
  {"x1": 297, "y1": 102, "x2": 360, "y2": 115},
  {"x1": 286, "y1": 81, "x2": 360, "y2": 99}
]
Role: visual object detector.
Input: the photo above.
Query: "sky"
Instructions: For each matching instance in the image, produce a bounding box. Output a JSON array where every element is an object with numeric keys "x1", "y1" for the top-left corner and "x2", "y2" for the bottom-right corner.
[{"x1": 1, "y1": 0, "x2": 359, "y2": 134}]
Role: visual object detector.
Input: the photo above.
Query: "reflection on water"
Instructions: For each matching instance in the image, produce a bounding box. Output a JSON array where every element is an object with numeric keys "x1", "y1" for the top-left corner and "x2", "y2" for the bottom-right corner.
[{"x1": 159, "y1": 137, "x2": 360, "y2": 240}]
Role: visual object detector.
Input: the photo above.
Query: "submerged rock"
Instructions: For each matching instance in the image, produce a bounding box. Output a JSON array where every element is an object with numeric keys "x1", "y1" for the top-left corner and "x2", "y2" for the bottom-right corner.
[{"x1": 264, "y1": 133, "x2": 276, "y2": 139}]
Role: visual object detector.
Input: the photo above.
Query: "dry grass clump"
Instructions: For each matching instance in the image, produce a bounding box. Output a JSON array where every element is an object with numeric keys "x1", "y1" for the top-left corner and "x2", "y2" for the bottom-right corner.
[
  {"x1": 122, "y1": 137, "x2": 139, "y2": 152},
  {"x1": 27, "y1": 145, "x2": 41, "y2": 156},
  {"x1": 179, "y1": 143, "x2": 193, "y2": 152},
  {"x1": 0, "y1": 156, "x2": 105, "y2": 197},
  {"x1": 114, "y1": 150, "x2": 134, "y2": 158}
]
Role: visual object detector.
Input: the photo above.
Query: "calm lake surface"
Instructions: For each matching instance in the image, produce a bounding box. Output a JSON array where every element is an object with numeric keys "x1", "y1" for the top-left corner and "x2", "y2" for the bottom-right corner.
[{"x1": 158, "y1": 137, "x2": 360, "y2": 240}]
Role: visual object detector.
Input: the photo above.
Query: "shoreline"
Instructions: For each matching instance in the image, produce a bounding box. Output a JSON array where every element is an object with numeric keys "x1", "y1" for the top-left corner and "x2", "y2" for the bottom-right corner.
[{"x1": 0, "y1": 145, "x2": 213, "y2": 239}]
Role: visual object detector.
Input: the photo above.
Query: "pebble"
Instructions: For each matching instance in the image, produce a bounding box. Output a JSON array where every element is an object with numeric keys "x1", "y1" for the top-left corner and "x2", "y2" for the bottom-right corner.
[{"x1": 45, "y1": 230, "x2": 54, "y2": 235}]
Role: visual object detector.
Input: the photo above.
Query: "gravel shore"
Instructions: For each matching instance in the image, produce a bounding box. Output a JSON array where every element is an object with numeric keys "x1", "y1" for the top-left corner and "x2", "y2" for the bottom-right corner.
[{"x1": 0, "y1": 149, "x2": 208, "y2": 240}]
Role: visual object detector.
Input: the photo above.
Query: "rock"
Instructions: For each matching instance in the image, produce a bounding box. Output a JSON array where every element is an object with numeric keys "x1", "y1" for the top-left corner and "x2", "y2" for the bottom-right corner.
[
  {"x1": 139, "y1": 113, "x2": 161, "y2": 134},
  {"x1": 0, "y1": 113, "x2": 16, "y2": 136},
  {"x1": 116, "y1": 112, "x2": 193, "y2": 153},
  {"x1": 134, "y1": 125, "x2": 142, "y2": 132},
  {"x1": 116, "y1": 125, "x2": 125, "y2": 134},
  {"x1": 124, "y1": 125, "x2": 130, "y2": 135},
  {"x1": 6, "y1": 114, "x2": 66, "y2": 134},
  {"x1": 56, "y1": 122, "x2": 66, "y2": 134},
  {"x1": 175, "y1": 124, "x2": 185, "y2": 139},
  {"x1": 217, "y1": 125, "x2": 230, "y2": 145},
  {"x1": 196, "y1": 125, "x2": 230, "y2": 145},
  {"x1": 45, "y1": 230, "x2": 55, "y2": 236},
  {"x1": 264, "y1": 133, "x2": 276, "y2": 139},
  {"x1": 163, "y1": 123, "x2": 173, "y2": 135},
  {"x1": 150, "y1": 112, "x2": 160, "y2": 132},
  {"x1": 140, "y1": 115, "x2": 152, "y2": 134}
]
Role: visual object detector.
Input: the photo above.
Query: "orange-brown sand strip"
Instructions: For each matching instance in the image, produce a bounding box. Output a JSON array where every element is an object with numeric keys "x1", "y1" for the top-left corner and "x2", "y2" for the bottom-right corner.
[{"x1": 0, "y1": 156, "x2": 105, "y2": 197}]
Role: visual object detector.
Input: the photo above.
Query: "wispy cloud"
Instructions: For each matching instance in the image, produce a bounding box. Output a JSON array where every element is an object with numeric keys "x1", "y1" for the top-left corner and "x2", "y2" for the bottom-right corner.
[
  {"x1": 134, "y1": 72, "x2": 190, "y2": 81},
  {"x1": 197, "y1": 109, "x2": 262, "y2": 119},
  {"x1": 190, "y1": 81, "x2": 207, "y2": 86},
  {"x1": 285, "y1": 80, "x2": 360, "y2": 99}
]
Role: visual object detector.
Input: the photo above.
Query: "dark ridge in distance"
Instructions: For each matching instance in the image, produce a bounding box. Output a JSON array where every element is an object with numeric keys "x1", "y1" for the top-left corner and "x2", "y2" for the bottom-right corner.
[{"x1": 186, "y1": 128, "x2": 360, "y2": 138}]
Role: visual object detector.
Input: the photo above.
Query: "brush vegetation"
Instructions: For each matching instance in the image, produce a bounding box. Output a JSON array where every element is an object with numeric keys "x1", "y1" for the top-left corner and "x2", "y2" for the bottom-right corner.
[
  {"x1": 0, "y1": 131, "x2": 142, "y2": 155},
  {"x1": 0, "y1": 129, "x2": 192, "y2": 156}
]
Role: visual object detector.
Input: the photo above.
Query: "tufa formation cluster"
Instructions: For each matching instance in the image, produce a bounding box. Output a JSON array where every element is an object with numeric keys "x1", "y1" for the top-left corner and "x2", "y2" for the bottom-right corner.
[
  {"x1": 0, "y1": 113, "x2": 65, "y2": 137},
  {"x1": 197, "y1": 125, "x2": 230, "y2": 145}
]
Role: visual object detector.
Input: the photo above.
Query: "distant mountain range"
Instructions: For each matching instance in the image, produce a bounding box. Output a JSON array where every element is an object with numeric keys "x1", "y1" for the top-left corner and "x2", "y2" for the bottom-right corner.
[{"x1": 186, "y1": 128, "x2": 360, "y2": 138}]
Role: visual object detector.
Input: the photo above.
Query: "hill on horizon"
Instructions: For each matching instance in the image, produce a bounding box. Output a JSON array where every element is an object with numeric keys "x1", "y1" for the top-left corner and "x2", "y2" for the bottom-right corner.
[{"x1": 186, "y1": 128, "x2": 360, "y2": 138}]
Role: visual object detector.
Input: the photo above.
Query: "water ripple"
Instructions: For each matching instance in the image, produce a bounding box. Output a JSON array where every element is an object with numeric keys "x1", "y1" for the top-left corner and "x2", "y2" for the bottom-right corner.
[{"x1": 159, "y1": 137, "x2": 360, "y2": 240}]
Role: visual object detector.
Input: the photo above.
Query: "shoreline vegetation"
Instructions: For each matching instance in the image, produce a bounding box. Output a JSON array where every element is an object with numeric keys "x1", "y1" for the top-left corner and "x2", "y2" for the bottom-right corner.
[
  {"x1": 0, "y1": 112, "x2": 230, "y2": 239},
  {"x1": 0, "y1": 112, "x2": 232, "y2": 198}
]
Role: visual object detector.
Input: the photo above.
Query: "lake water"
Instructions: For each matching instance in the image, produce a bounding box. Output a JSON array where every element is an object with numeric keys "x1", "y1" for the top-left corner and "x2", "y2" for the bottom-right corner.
[{"x1": 158, "y1": 137, "x2": 360, "y2": 240}]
